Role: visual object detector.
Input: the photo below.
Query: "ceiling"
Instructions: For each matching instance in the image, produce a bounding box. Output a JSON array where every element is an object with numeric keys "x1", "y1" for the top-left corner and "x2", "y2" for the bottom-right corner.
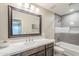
[{"x1": 35, "y1": 3, "x2": 79, "y2": 16}]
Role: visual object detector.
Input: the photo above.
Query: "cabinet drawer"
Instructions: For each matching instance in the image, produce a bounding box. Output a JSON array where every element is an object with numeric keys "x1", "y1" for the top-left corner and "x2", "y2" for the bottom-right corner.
[
  {"x1": 22, "y1": 45, "x2": 45, "y2": 56},
  {"x1": 46, "y1": 43, "x2": 54, "y2": 48}
]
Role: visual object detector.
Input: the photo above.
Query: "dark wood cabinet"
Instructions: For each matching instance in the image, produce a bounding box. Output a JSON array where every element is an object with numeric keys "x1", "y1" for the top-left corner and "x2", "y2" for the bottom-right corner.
[
  {"x1": 21, "y1": 45, "x2": 45, "y2": 56},
  {"x1": 30, "y1": 50, "x2": 45, "y2": 56},
  {"x1": 46, "y1": 47, "x2": 53, "y2": 56},
  {"x1": 45, "y1": 43, "x2": 54, "y2": 56},
  {"x1": 36, "y1": 50, "x2": 45, "y2": 56},
  {"x1": 12, "y1": 43, "x2": 54, "y2": 56}
]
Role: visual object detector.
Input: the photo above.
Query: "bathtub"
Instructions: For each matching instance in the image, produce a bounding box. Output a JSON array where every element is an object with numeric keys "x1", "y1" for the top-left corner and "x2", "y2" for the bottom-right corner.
[{"x1": 56, "y1": 42, "x2": 79, "y2": 56}]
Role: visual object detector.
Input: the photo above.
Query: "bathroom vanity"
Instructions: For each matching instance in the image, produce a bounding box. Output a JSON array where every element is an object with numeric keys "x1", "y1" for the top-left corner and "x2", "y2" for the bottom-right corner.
[
  {"x1": 0, "y1": 39, "x2": 54, "y2": 56},
  {"x1": 13, "y1": 42, "x2": 54, "y2": 56}
]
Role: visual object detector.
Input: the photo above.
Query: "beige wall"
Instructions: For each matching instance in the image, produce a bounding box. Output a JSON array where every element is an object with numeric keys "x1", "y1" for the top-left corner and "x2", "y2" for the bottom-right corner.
[{"x1": 0, "y1": 3, "x2": 55, "y2": 42}]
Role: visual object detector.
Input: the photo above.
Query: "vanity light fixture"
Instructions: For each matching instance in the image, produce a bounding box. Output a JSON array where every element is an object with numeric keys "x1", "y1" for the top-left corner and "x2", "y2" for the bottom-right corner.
[
  {"x1": 36, "y1": 8, "x2": 40, "y2": 13},
  {"x1": 24, "y1": 3, "x2": 30, "y2": 9},
  {"x1": 16, "y1": 3, "x2": 23, "y2": 8},
  {"x1": 12, "y1": 3, "x2": 40, "y2": 14},
  {"x1": 30, "y1": 5, "x2": 35, "y2": 11}
]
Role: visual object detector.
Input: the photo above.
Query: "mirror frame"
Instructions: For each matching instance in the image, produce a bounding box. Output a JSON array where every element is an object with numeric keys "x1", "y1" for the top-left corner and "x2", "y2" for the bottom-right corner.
[{"x1": 8, "y1": 5, "x2": 42, "y2": 38}]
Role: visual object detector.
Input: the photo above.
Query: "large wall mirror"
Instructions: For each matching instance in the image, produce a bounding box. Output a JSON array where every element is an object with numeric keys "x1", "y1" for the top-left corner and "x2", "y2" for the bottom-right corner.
[{"x1": 8, "y1": 6, "x2": 42, "y2": 38}]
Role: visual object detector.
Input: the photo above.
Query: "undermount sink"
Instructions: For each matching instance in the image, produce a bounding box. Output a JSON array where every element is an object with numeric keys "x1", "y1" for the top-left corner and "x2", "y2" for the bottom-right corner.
[{"x1": 24, "y1": 39, "x2": 42, "y2": 46}]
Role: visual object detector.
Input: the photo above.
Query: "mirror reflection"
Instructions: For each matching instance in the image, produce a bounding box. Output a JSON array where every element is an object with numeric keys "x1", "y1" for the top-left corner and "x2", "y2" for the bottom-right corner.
[{"x1": 10, "y1": 7, "x2": 41, "y2": 36}]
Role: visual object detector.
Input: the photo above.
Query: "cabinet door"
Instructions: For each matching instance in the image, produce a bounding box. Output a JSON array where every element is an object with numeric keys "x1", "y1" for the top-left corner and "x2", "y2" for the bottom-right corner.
[
  {"x1": 46, "y1": 47, "x2": 53, "y2": 56},
  {"x1": 30, "y1": 50, "x2": 45, "y2": 56},
  {"x1": 36, "y1": 50, "x2": 45, "y2": 56}
]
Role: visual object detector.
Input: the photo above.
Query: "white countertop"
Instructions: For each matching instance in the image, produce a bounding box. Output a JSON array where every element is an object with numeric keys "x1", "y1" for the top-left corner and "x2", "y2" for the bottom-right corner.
[{"x1": 0, "y1": 39, "x2": 54, "y2": 56}]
